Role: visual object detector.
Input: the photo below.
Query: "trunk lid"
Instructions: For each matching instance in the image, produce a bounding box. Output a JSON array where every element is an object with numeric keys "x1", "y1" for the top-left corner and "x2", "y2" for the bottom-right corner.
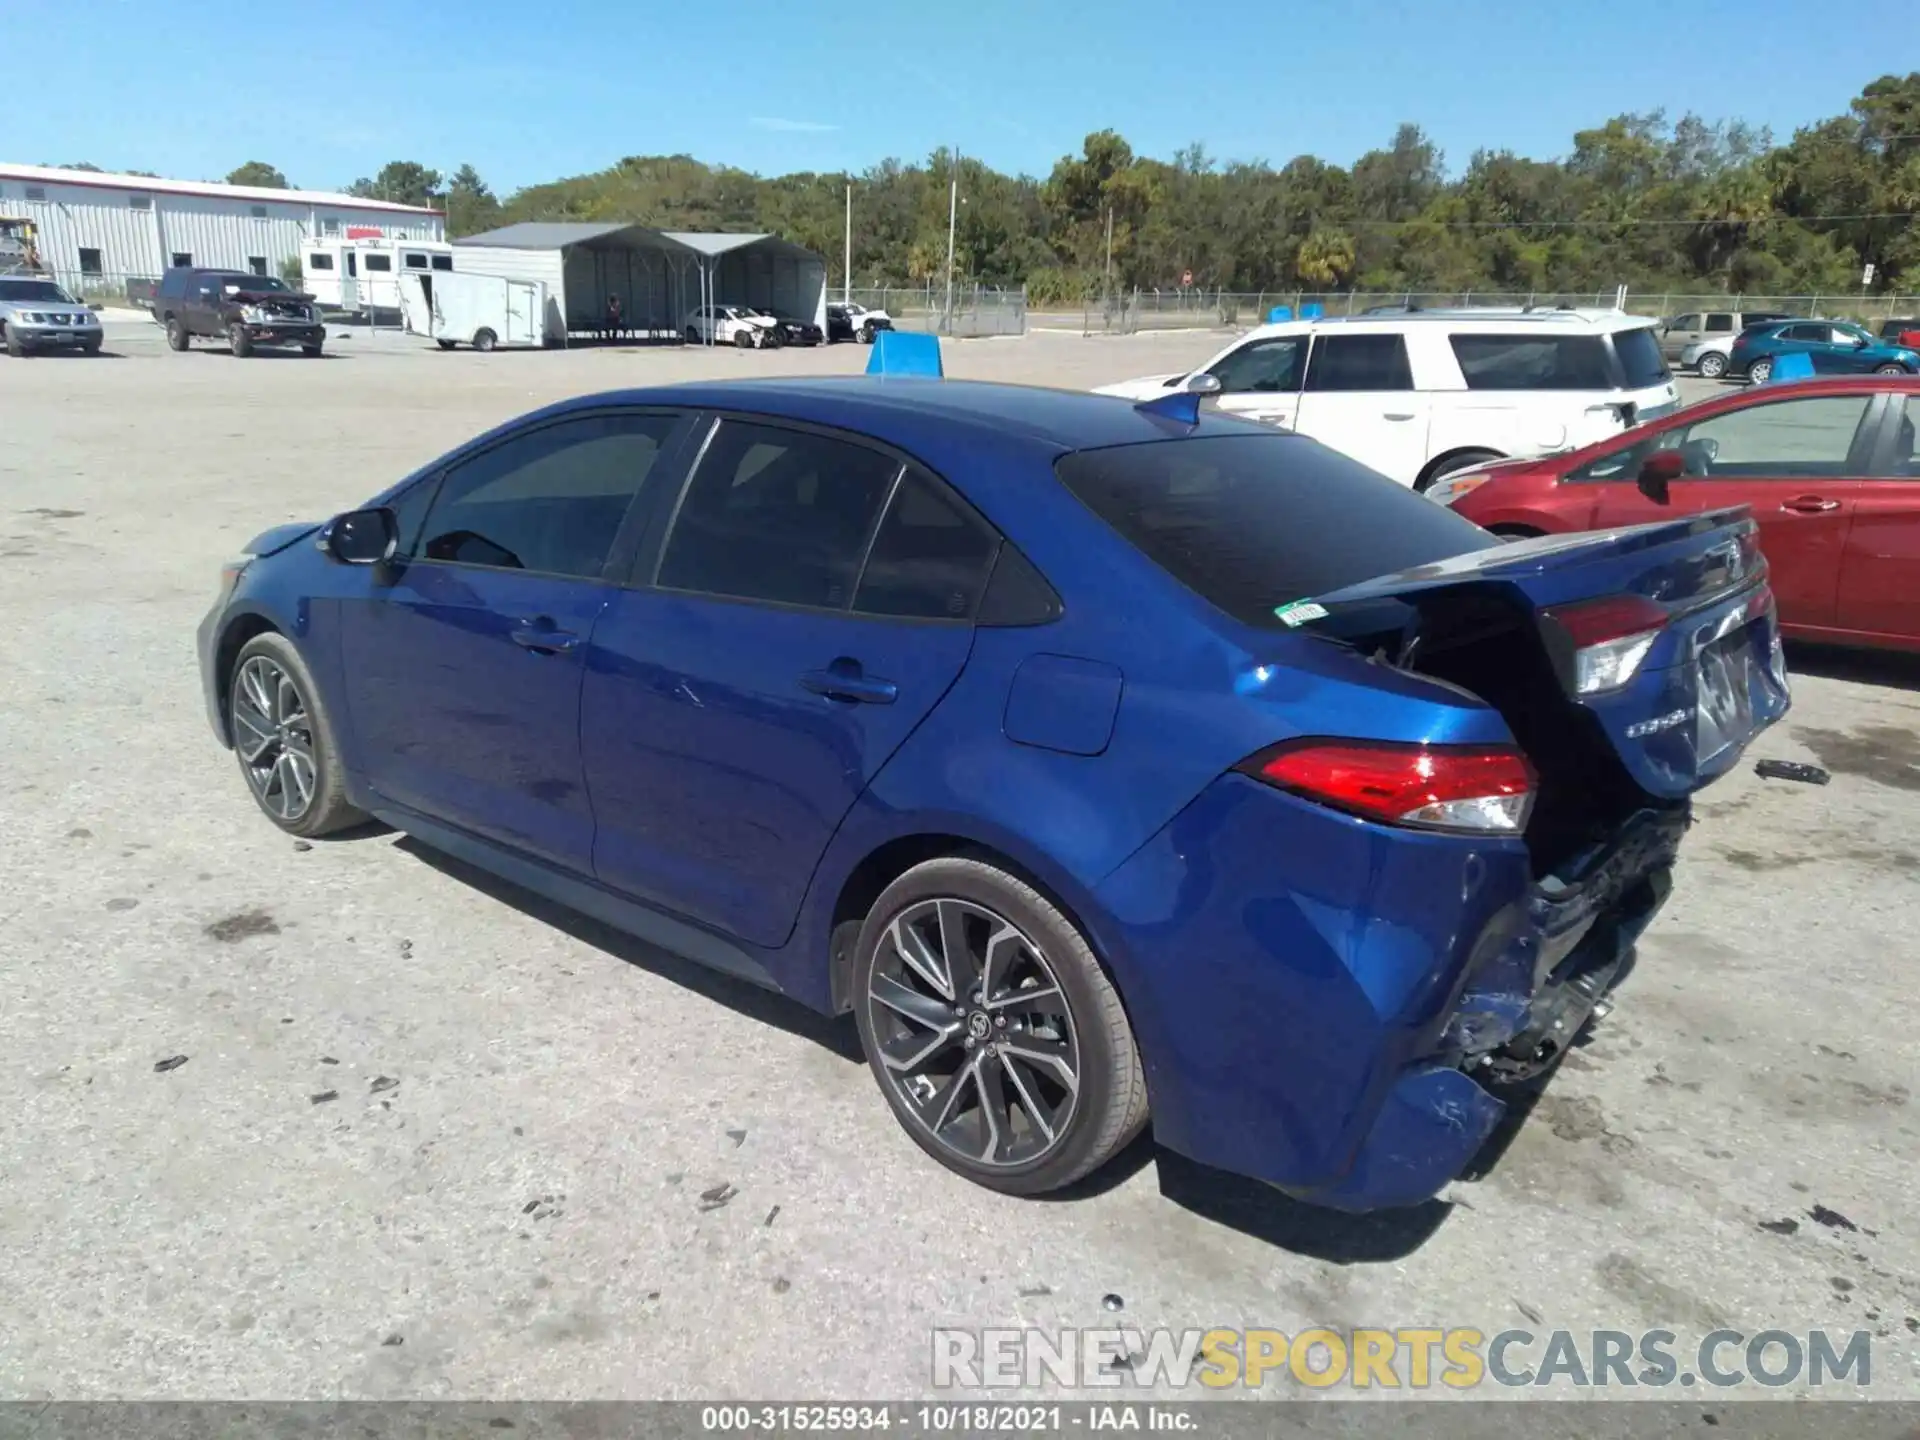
[{"x1": 1304, "y1": 507, "x2": 1790, "y2": 804}]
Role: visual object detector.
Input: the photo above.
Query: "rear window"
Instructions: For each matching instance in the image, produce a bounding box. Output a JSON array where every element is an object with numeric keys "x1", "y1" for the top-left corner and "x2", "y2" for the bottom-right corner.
[
  {"x1": 1054, "y1": 435, "x2": 1497, "y2": 629},
  {"x1": 1611, "y1": 327, "x2": 1669, "y2": 387},
  {"x1": 1449, "y1": 333, "x2": 1615, "y2": 390}
]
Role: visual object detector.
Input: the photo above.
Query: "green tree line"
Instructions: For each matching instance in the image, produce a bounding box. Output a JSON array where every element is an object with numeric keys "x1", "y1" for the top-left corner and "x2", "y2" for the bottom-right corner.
[{"x1": 238, "y1": 71, "x2": 1920, "y2": 299}]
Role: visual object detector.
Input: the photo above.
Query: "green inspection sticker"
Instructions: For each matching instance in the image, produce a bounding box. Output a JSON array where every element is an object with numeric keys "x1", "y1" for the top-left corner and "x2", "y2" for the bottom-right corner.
[{"x1": 1273, "y1": 599, "x2": 1330, "y2": 627}]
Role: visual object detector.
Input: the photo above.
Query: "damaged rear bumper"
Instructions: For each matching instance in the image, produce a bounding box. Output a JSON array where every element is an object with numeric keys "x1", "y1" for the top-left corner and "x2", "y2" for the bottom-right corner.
[{"x1": 1094, "y1": 777, "x2": 1688, "y2": 1213}]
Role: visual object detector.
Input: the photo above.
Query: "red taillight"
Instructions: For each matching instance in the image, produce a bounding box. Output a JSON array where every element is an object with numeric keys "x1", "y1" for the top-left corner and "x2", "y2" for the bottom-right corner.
[
  {"x1": 1543, "y1": 593, "x2": 1669, "y2": 695},
  {"x1": 1243, "y1": 739, "x2": 1537, "y2": 834}
]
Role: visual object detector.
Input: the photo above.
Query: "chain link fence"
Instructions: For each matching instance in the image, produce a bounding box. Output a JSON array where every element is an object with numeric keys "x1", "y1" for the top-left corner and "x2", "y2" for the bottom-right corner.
[
  {"x1": 1047, "y1": 287, "x2": 1920, "y2": 335},
  {"x1": 845, "y1": 284, "x2": 1026, "y2": 338}
]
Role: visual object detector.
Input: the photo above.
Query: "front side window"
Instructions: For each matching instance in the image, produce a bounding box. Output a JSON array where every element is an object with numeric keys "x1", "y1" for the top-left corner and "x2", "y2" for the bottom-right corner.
[
  {"x1": 1780, "y1": 324, "x2": 1825, "y2": 343},
  {"x1": 417, "y1": 412, "x2": 679, "y2": 577},
  {"x1": 1206, "y1": 336, "x2": 1307, "y2": 394},
  {"x1": 853, "y1": 467, "x2": 1001, "y2": 620},
  {"x1": 1670, "y1": 314, "x2": 1701, "y2": 331},
  {"x1": 1450, "y1": 333, "x2": 1614, "y2": 390},
  {"x1": 656, "y1": 420, "x2": 901, "y2": 609},
  {"x1": 1664, "y1": 395, "x2": 1875, "y2": 478},
  {"x1": 1303, "y1": 333, "x2": 1414, "y2": 392}
]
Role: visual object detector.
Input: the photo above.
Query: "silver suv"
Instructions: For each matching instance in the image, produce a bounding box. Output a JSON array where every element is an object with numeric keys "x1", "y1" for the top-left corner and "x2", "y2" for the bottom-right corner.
[{"x1": 0, "y1": 275, "x2": 103, "y2": 356}]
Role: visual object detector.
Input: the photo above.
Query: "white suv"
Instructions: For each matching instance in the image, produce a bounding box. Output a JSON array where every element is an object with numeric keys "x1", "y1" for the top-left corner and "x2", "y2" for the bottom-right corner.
[{"x1": 1095, "y1": 309, "x2": 1679, "y2": 490}]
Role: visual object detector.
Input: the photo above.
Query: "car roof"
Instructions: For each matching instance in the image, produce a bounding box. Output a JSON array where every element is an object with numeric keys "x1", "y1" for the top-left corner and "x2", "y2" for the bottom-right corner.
[
  {"x1": 537, "y1": 377, "x2": 1275, "y2": 456},
  {"x1": 1240, "y1": 309, "x2": 1656, "y2": 341}
]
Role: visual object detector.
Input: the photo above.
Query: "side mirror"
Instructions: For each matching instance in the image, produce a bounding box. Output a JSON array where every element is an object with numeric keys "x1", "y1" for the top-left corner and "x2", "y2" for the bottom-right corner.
[
  {"x1": 319, "y1": 506, "x2": 398, "y2": 565},
  {"x1": 1637, "y1": 448, "x2": 1684, "y2": 504},
  {"x1": 1184, "y1": 373, "x2": 1222, "y2": 396}
]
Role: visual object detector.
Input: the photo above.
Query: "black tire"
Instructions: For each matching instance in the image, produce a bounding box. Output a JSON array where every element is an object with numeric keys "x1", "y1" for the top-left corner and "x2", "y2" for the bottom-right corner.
[
  {"x1": 859, "y1": 322, "x2": 877, "y2": 344},
  {"x1": 764, "y1": 327, "x2": 785, "y2": 349},
  {"x1": 82, "y1": 340, "x2": 103, "y2": 356},
  {"x1": 165, "y1": 315, "x2": 190, "y2": 351},
  {"x1": 684, "y1": 325, "x2": 700, "y2": 345},
  {"x1": 1874, "y1": 363, "x2": 1909, "y2": 375},
  {"x1": 1747, "y1": 358, "x2": 1773, "y2": 385},
  {"x1": 4, "y1": 327, "x2": 24, "y2": 358},
  {"x1": 734, "y1": 327, "x2": 755, "y2": 349},
  {"x1": 435, "y1": 338, "x2": 457, "y2": 351},
  {"x1": 227, "y1": 323, "x2": 253, "y2": 358},
  {"x1": 472, "y1": 327, "x2": 497, "y2": 352},
  {"x1": 852, "y1": 856, "x2": 1148, "y2": 1196},
  {"x1": 301, "y1": 341, "x2": 324, "y2": 357},
  {"x1": 1697, "y1": 352, "x2": 1728, "y2": 379},
  {"x1": 226, "y1": 631, "x2": 366, "y2": 838},
  {"x1": 1416, "y1": 448, "x2": 1503, "y2": 494}
]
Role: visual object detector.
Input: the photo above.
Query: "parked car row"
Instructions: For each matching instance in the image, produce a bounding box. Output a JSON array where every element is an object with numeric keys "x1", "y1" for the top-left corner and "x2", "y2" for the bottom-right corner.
[
  {"x1": 198, "y1": 374, "x2": 1786, "y2": 1211},
  {"x1": 682, "y1": 301, "x2": 892, "y2": 349},
  {"x1": 1666, "y1": 311, "x2": 1920, "y2": 382}
]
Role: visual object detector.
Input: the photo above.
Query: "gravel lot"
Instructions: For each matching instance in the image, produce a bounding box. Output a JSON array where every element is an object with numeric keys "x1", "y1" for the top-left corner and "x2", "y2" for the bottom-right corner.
[{"x1": 1, "y1": 326, "x2": 1916, "y2": 1401}]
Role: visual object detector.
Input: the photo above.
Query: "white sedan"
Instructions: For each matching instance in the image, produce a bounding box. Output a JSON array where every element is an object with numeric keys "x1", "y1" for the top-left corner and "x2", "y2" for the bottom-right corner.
[{"x1": 683, "y1": 304, "x2": 780, "y2": 349}]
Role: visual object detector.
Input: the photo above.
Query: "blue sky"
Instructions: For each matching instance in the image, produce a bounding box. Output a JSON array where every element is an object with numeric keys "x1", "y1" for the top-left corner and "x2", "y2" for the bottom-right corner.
[{"x1": 7, "y1": 0, "x2": 1909, "y2": 193}]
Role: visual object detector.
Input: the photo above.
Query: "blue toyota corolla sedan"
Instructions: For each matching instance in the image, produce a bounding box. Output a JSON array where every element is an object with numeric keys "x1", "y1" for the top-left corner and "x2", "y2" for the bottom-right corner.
[{"x1": 197, "y1": 378, "x2": 1787, "y2": 1210}]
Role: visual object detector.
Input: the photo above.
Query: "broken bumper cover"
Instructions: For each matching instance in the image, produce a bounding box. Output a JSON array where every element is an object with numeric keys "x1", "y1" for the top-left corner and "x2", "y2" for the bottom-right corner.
[{"x1": 1092, "y1": 777, "x2": 1686, "y2": 1212}]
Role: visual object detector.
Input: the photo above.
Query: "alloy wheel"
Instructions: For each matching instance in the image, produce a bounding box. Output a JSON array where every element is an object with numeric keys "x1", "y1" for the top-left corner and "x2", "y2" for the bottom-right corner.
[
  {"x1": 864, "y1": 897, "x2": 1081, "y2": 1168},
  {"x1": 232, "y1": 655, "x2": 318, "y2": 822},
  {"x1": 1749, "y1": 359, "x2": 1772, "y2": 384}
]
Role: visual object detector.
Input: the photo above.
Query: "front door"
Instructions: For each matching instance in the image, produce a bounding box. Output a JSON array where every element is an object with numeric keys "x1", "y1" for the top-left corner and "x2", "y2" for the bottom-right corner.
[
  {"x1": 337, "y1": 409, "x2": 689, "y2": 872},
  {"x1": 582, "y1": 420, "x2": 998, "y2": 947},
  {"x1": 1294, "y1": 331, "x2": 1431, "y2": 484},
  {"x1": 1201, "y1": 332, "x2": 1307, "y2": 433},
  {"x1": 1589, "y1": 391, "x2": 1882, "y2": 630},
  {"x1": 1662, "y1": 312, "x2": 1704, "y2": 360}
]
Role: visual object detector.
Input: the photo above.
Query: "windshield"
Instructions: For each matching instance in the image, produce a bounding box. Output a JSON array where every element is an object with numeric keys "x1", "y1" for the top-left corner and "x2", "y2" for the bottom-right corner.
[
  {"x1": 0, "y1": 279, "x2": 76, "y2": 304},
  {"x1": 1055, "y1": 435, "x2": 1497, "y2": 629},
  {"x1": 227, "y1": 274, "x2": 289, "y2": 292}
]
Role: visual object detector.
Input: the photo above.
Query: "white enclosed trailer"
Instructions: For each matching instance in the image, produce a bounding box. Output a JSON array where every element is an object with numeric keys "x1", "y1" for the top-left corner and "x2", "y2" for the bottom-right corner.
[
  {"x1": 304, "y1": 237, "x2": 454, "y2": 312},
  {"x1": 398, "y1": 270, "x2": 549, "y2": 350}
]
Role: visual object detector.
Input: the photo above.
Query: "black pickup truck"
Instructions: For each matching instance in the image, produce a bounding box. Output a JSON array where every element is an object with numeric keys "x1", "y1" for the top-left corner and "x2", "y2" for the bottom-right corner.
[{"x1": 151, "y1": 267, "x2": 325, "y2": 357}]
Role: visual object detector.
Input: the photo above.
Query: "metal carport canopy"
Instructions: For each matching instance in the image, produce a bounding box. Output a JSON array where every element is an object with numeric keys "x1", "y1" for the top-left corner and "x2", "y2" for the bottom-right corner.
[
  {"x1": 455, "y1": 221, "x2": 708, "y2": 341},
  {"x1": 663, "y1": 232, "x2": 830, "y2": 335}
]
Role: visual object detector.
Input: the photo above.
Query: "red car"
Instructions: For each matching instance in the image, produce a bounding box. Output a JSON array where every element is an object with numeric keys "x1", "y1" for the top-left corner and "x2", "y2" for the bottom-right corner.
[{"x1": 1439, "y1": 376, "x2": 1920, "y2": 653}]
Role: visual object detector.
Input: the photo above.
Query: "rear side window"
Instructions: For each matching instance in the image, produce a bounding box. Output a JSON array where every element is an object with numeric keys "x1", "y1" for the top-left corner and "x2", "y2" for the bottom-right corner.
[
  {"x1": 1449, "y1": 333, "x2": 1614, "y2": 390},
  {"x1": 1304, "y1": 333, "x2": 1413, "y2": 391},
  {"x1": 1054, "y1": 435, "x2": 1496, "y2": 629},
  {"x1": 853, "y1": 466, "x2": 1001, "y2": 620},
  {"x1": 1611, "y1": 327, "x2": 1670, "y2": 387},
  {"x1": 656, "y1": 420, "x2": 901, "y2": 609},
  {"x1": 364, "y1": 254, "x2": 393, "y2": 273},
  {"x1": 431, "y1": 254, "x2": 453, "y2": 271},
  {"x1": 1704, "y1": 314, "x2": 1735, "y2": 333}
]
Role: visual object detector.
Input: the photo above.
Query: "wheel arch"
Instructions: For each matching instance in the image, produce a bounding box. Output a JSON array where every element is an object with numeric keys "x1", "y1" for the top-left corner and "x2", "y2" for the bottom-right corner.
[
  {"x1": 211, "y1": 609, "x2": 285, "y2": 742},
  {"x1": 823, "y1": 828, "x2": 1124, "y2": 1019}
]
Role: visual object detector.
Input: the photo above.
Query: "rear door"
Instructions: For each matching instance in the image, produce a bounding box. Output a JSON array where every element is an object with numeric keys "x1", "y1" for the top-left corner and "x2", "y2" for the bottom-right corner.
[
  {"x1": 1202, "y1": 332, "x2": 1307, "y2": 433},
  {"x1": 1294, "y1": 331, "x2": 1430, "y2": 484},
  {"x1": 1589, "y1": 390, "x2": 1883, "y2": 629},
  {"x1": 581, "y1": 418, "x2": 998, "y2": 947},
  {"x1": 337, "y1": 408, "x2": 693, "y2": 872},
  {"x1": 1835, "y1": 395, "x2": 1920, "y2": 643}
]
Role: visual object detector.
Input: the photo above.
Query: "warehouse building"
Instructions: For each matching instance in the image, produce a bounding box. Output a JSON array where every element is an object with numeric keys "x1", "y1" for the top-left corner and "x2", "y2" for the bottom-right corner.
[
  {"x1": 454, "y1": 222, "x2": 827, "y2": 341},
  {"x1": 0, "y1": 162, "x2": 444, "y2": 297}
]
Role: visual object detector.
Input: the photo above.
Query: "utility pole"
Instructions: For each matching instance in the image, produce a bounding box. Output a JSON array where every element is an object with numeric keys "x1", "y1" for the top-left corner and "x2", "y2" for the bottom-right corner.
[
  {"x1": 844, "y1": 182, "x2": 852, "y2": 305},
  {"x1": 1104, "y1": 207, "x2": 1115, "y2": 311},
  {"x1": 944, "y1": 146, "x2": 959, "y2": 333}
]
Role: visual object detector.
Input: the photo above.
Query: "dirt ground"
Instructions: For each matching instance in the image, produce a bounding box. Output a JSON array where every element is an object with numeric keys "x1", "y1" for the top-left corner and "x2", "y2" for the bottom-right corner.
[{"x1": 0, "y1": 325, "x2": 1915, "y2": 1402}]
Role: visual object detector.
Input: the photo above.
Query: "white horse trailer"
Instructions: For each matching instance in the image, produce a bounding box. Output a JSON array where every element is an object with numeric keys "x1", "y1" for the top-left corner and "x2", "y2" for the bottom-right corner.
[
  {"x1": 302, "y1": 237, "x2": 453, "y2": 313},
  {"x1": 398, "y1": 270, "x2": 548, "y2": 350}
]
